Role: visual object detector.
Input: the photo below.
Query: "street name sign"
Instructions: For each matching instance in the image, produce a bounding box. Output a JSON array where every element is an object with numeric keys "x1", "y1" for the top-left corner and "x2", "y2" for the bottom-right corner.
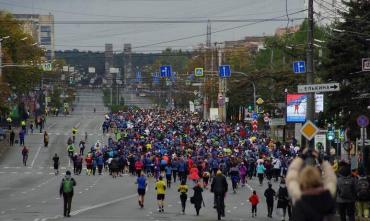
[
  {"x1": 293, "y1": 61, "x2": 305, "y2": 74},
  {"x1": 362, "y1": 58, "x2": 370, "y2": 71},
  {"x1": 300, "y1": 120, "x2": 319, "y2": 141},
  {"x1": 298, "y1": 83, "x2": 340, "y2": 93},
  {"x1": 219, "y1": 65, "x2": 231, "y2": 78}
]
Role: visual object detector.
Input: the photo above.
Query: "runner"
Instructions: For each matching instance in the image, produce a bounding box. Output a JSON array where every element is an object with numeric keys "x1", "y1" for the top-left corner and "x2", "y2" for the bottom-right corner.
[
  {"x1": 155, "y1": 176, "x2": 166, "y2": 212},
  {"x1": 136, "y1": 173, "x2": 147, "y2": 208},
  {"x1": 44, "y1": 131, "x2": 49, "y2": 147},
  {"x1": 53, "y1": 153, "x2": 60, "y2": 175},
  {"x1": 21, "y1": 146, "x2": 29, "y2": 166},
  {"x1": 178, "y1": 180, "x2": 188, "y2": 214}
]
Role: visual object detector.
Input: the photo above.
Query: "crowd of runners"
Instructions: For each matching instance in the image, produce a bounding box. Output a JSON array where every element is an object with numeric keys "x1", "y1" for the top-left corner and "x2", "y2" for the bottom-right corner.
[{"x1": 59, "y1": 108, "x2": 369, "y2": 221}]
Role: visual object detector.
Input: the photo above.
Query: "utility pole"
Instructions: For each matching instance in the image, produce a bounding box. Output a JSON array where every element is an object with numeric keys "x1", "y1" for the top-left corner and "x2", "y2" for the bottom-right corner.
[
  {"x1": 203, "y1": 20, "x2": 212, "y2": 120},
  {"x1": 306, "y1": 0, "x2": 315, "y2": 149},
  {"x1": 0, "y1": 39, "x2": 2, "y2": 79},
  {"x1": 217, "y1": 45, "x2": 226, "y2": 122}
]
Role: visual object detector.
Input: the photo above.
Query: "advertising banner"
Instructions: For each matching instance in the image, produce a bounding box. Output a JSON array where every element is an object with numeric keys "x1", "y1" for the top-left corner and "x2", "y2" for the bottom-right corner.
[{"x1": 286, "y1": 94, "x2": 307, "y2": 123}]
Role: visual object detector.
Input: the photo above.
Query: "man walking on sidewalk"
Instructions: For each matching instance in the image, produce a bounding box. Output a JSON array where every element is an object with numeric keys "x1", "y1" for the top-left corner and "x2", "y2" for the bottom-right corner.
[{"x1": 59, "y1": 170, "x2": 76, "y2": 217}]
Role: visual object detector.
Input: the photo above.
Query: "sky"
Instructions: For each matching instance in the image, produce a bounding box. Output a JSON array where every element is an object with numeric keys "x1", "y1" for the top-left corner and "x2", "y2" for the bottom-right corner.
[{"x1": 0, "y1": 0, "x2": 306, "y2": 52}]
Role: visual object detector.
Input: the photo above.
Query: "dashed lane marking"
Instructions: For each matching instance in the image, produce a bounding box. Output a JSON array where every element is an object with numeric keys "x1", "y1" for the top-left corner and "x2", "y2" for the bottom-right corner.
[{"x1": 30, "y1": 146, "x2": 42, "y2": 168}]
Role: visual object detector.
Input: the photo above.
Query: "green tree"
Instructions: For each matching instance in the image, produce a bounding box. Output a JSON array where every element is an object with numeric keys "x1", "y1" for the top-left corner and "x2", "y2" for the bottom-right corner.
[{"x1": 321, "y1": 0, "x2": 370, "y2": 138}]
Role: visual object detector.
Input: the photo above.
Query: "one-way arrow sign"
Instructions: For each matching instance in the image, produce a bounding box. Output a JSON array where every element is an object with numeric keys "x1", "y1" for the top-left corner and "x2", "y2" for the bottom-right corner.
[{"x1": 298, "y1": 83, "x2": 340, "y2": 93}]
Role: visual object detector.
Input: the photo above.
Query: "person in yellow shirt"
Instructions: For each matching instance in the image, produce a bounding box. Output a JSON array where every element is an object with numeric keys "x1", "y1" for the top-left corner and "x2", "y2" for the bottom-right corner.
[
  {"x1": 178, "y1": 180, "x2": 188, "y2": 214},
  {"x1": 155, "y1": 176, "x2": 166, "y2": 212}
]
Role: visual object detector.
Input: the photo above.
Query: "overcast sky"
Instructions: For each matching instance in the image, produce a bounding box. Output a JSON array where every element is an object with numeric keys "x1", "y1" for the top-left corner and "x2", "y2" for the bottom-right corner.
[{"x1": 0, "y1": 0, "x2": 306, "y2": 52}]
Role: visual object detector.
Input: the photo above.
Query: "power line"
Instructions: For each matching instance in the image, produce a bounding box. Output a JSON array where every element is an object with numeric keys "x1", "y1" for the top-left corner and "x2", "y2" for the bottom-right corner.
[
  {"x1": 132, "y1": 9, "x2": 307, "y2": 49},
  {"x1": 0, "y1": 1, "x2": 305, "y2": 20},
  {"x1": 0, "y1": 17, "x2": 306, "y2": 25}
]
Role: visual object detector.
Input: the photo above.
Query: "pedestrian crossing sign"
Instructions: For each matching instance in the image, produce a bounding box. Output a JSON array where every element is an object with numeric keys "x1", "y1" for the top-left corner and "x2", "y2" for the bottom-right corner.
[{"x1": 194, "y1": 68, "x2": 204, "y2": 77}]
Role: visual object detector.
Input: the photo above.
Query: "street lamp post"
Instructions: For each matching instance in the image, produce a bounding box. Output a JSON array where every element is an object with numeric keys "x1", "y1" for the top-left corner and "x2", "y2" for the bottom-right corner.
[{"x1": 232, "y1": 71, "x2": 257, "y2": 112}]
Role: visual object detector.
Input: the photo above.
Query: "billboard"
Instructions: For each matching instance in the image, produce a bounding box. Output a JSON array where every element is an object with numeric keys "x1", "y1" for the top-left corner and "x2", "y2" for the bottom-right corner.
[{"x1": 286, "y1": 94, "x2": 307, "y2": 123}]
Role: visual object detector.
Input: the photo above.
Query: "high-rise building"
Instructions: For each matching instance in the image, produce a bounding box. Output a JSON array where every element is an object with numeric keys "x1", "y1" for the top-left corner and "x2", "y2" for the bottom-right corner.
[{"x1": 14, "y1": 13, "x2": 55, "y2": 61}]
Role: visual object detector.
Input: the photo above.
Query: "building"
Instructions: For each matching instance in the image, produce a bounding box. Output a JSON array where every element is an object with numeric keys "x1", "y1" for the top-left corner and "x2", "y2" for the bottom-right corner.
[
  {"x1": 123, "y1": 43, "x2": 132, "y2": 86},
  {"x1": 14, "y1": 13, "x2": 55, "y2": 61},
  {"x1": 275, "y1": 25, "x2": 300, "y2": 37},
  {"x1": 224, "y1": 36, "x2": 266, "y2": 53}
]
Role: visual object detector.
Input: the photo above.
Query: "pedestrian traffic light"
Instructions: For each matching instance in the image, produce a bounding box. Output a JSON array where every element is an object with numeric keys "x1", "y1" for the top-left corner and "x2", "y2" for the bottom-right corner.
[
  {"x1": 327, "y1": 124, "x2": 335, "y2": 141},
  {"x1": 248, "y1": 105, "x2": 253, "y2": 112},
  {"x1": 69, "y1": 76, "x2": 73, "y2": 84}
]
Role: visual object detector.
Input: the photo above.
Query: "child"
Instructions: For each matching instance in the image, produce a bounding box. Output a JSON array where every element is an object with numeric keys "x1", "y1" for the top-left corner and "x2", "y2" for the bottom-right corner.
[{"x1": 249, "y1": 190, "x2": 259, "y2": 218}]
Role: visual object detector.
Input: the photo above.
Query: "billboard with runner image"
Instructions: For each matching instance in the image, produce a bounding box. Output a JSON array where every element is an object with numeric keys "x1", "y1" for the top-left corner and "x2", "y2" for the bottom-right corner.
[{"x1": 286, "y1": 94, "x2": 307, "y2": 123}]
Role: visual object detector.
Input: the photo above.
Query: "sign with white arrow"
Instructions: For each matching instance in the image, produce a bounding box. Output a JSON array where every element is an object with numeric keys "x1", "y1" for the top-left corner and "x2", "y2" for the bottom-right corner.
[{"x1": 298, "y1": 83, "x2": 340, "y2": 93}]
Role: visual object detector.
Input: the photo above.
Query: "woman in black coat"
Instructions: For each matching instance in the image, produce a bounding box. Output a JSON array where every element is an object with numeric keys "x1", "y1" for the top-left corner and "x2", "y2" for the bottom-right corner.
[{"x1": 192, "y1": 182, "x2": 203, "y2": 216}]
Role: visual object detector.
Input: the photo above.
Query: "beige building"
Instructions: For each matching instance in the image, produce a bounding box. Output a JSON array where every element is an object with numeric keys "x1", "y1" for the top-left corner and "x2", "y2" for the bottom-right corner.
[{"x1": 14, "y1": 13, "x2": 55, "y2": 61}]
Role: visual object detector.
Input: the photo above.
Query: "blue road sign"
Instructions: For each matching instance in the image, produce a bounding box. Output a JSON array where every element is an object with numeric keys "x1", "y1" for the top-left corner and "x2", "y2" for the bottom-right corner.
[
  {"x1": 293, "y1": 61, "x2": 306, "y2": 74},
  {"x1": 252, "y1": 111, "x2": 258, "y2": 120},
  {"x1": 160, "y1": 65, "x2": 172, "y2": 78},
  {"x1": 357, "y1": 115, "x2": 369, "y2": 128},
  {"x1": 219, "y1": 65, "x2": 231, "y2": 78},
  {"x1": 136, "y1": 71, "x2": 142, "y2": 83}
]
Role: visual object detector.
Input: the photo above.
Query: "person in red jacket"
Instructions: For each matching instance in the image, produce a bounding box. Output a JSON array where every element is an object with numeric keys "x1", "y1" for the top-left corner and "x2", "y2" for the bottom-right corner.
[
  {"x1": 135, "y1": 159, "x2": 144, "y2": 177},
  {"x1": 249, "y1": 190, "x2": 260, "y2": 218},
  {"x1": 85, "y1": 154, "x2": 93, "y2": 176}
]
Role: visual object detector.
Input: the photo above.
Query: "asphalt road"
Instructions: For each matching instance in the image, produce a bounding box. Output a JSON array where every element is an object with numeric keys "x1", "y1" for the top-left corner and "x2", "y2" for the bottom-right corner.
[{"x1": 0, "y1": 89, "x2": 284, "y2": 221}]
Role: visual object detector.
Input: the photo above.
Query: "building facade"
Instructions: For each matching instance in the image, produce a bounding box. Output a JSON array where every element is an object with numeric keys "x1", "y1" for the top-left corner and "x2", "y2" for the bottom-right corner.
[{"x1": 14, "y1": 13, "x2": 55, "y2": 61}]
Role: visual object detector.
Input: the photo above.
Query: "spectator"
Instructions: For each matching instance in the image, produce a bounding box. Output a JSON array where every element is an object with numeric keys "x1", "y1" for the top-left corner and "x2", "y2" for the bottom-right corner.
[{"x1": 287, "y1": 157, "x2": 337, "y2": 221}]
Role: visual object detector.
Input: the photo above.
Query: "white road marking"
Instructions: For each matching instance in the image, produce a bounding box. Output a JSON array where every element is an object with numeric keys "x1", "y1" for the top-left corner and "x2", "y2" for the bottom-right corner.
[
  {"x1": 75, "y1": 122, "x2": 81, "y2": 128},
  {"x1": 30, "y1": 146, "x2": 42, "y2": 168},
  {"x1": 26, "y1": 205, "x2": 31, "y2": 208}
]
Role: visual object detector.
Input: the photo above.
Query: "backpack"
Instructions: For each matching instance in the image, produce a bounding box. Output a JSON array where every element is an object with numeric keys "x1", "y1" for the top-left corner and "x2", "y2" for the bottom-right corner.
[
  {"x1": 357, "y1": 177, "x2": 370, "y2": 201},
  {"x1": 338, "y1": 176, "x2": 355, "y2": 200},
  {"x1": 63, "y1": 178, "x2": 74, "y2": 193}
]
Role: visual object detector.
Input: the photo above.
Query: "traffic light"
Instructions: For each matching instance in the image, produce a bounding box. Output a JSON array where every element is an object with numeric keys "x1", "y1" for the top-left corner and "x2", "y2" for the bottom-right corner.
[
  {"x1": 327, "y1": 124, "x2": 335, "y2": 141},
  {"x1": 69, "y1": 76, "x2": 73, "y2": 84},
  {"x1": 248, "y1": 105, "x2": 253, "y2": 112}
]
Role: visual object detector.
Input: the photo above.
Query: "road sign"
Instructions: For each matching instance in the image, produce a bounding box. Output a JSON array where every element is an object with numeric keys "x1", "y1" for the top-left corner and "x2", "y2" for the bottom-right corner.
[
  {"x1": 252, "y1": 111, "x2": 258, "y2": 120},
  {"x1": 298, "y1": 83, "x2": 340, "y2": 93},
  {"x1": 300, "y1": 120, "x2": 319, "y2": 141},
  {"x1": 88, "y1": 67, "x2": 95, "y2": 73},
  {"x1": 256, "y1": 97, "x2": 264, "y2": 105},
  {"x1": 194, "y1": 68, "x2": 204, "y2": 77},
  {"x1": 357, "y1": 115, "x2": 369, "y2": 128},
  {"x1": 362, "y1": 58, "x2": 370, "y2": 71},
  {"x1": 219, "y1": 65, "x2": 231, "y2": 78},
  {"x1": 160, "y1": 65, "x2": 172, "y2": 78},
  {"x1": 40, "y1": 63, "x2": 52, "y2": 71},
  {"x1": 293, "y1": 61, "x2": 306, "y2": 74},
  {"x1": 270, "y1": 118, "x2": 286, "y2": 126},
  {"x1": 314, "y1": 134, "x2": 326, "y2": 150}
]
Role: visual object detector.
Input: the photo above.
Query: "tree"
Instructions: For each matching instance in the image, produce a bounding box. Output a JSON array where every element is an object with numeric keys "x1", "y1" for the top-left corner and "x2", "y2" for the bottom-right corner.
[
  {"x1": 0, "y1": 11, "x2": 44, "y2": 116},
  {"x1": 321, "y1": 0, "x2": 370, "y2": 138}
]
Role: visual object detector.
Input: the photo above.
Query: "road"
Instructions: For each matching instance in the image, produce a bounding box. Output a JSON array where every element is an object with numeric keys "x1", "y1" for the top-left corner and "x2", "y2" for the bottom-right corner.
[
  {"x1": 0, "y1": 89, "x2": 284, "y2": 221},
  {"x1": 122, "y1": 89, "x2": 155, "y2": 109}
]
